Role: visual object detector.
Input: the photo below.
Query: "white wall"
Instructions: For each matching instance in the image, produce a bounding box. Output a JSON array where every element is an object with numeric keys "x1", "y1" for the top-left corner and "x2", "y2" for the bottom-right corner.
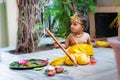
[{"x1": 6, "y1": 0, "x2": 18, "y2": 47}]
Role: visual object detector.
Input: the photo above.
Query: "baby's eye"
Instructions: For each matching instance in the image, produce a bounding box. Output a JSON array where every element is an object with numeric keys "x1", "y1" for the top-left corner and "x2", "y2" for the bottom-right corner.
[{"x1": 73, "y1": 23, "x2": 77, "y2": 26}]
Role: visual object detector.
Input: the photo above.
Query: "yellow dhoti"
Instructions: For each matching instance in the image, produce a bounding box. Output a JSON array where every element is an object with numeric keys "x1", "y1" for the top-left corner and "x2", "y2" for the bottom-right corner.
[{"x1": 50, "y1": 44, "x2": 94, "y2": 66}]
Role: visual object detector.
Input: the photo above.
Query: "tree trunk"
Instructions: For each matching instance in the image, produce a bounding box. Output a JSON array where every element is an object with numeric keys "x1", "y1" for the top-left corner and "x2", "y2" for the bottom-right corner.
[{"x1": 16, "y1": 0, "x2": 47, "y2": 53}]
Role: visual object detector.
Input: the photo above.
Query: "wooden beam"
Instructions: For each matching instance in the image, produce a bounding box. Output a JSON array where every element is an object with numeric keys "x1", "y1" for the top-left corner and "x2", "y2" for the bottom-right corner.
[{"x1": 89, "y1": 13, "x2": 96, "y2": 39}]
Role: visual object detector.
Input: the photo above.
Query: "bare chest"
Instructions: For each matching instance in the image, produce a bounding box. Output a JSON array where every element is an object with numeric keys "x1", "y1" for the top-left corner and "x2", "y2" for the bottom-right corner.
[{"x1": 69, "y1": 35, "x2": 88, "y2": 46}]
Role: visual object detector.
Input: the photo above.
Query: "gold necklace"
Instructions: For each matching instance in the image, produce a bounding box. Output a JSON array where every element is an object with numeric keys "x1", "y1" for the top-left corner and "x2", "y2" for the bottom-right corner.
[{"x1": 73, "y1": 32, "x2": 84, "y2": 38}]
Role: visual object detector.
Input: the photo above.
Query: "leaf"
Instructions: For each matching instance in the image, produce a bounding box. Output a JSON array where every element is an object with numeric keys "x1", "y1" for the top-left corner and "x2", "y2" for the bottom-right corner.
[
  {"x1": 63, "y1": 1, "x2": 71, "y2": 5},
  {"x1": 89, "y1": 5, "x2": 96, "y2": 13},
  {"x1": 110, "y1": 14, "x2": 120, "y2": 28},
  {"x1": 66, "y1": 7, "x2": 71, "y2": 17},
  {"x1": 35, "y1": 34, "x2": 40, "y2": 40},
  {"x1": 34, "y1": 24, "x2": 39, "y2": 29},
  {"x1": 10, "y1": 62, "x2": 19, "y2": 66},
  {"x1": 33, "y1": 67, "x2": 44, "y2": 71}
]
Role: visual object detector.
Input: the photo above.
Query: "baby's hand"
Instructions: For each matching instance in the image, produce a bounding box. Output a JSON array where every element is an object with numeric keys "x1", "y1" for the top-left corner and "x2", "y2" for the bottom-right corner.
[
  {"x1": 54, "y1": 42, "x2": 59, "y2": 48},
  {"x1": 54, "y1": 42, "x2": 67, "y2": 49}
]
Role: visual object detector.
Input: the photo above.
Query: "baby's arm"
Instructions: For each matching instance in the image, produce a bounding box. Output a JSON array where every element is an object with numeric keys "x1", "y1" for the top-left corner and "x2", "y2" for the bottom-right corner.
[
  {"x1": 54, "y1": 34, "x2": 70, "y2": 49},
  {"x1": 54, "y1": 43, "x2": 67, "y2": 48},
  {"x1": 86, "y1": 33, "x2": 92, "y2": 45},
  {"x1": 63, "y1": 34, "x2": 70, "y2": 49}
]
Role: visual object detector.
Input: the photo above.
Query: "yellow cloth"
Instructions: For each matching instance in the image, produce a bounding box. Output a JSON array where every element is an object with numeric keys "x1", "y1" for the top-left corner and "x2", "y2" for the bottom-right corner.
[
  {"x1": 96, "y1": 41, "x2": 109, "y2": 47},
  {"x1": 50, "y1": 44, "x2": 94, "y2": 66},
  {"x1": 50, "y1": 56, "x2": 66, "y2": 66},
  {"x1": 68, "y1": 44, "x2": 94, "y2": 56}
]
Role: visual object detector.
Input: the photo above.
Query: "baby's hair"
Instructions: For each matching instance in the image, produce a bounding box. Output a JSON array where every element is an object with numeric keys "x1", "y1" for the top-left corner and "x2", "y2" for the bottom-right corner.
[{"x1": 78, "y1": 14, "x2": 88, "y2": 30}]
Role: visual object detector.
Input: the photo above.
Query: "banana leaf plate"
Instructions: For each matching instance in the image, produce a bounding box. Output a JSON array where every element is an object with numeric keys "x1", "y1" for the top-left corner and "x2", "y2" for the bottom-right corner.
[{"x1": 9, "y1": 58, "x2": 48, "y2": 69}]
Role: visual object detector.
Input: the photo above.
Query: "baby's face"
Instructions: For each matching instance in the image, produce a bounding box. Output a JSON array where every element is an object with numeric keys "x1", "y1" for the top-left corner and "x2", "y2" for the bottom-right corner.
[{"x1": 70, "y1": 21, "x2": 84, "y2": 33}]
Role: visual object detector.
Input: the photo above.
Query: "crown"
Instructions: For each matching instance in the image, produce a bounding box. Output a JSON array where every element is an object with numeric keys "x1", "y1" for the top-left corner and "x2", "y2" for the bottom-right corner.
[{"x1": 71, "y1": 13, "x2": 83, "y2": 24}]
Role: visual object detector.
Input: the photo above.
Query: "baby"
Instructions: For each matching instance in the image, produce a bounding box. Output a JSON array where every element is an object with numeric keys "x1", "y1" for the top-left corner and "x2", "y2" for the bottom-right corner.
[
  {"x1": 53, "y1": 13, "x2": 95, "y2": 65},
  {"x1": 60, "y1": 13, "x2": 91, "y2": 48}
]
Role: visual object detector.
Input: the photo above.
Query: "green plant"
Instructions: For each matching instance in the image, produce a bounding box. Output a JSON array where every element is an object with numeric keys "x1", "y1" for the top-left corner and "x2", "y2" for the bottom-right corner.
[
  {"x1": 44, "y1": 0, "x2": 71, "y2": 38},
  {"x1": 44, "y1": 0, "x2": 96, "y2": 38}
]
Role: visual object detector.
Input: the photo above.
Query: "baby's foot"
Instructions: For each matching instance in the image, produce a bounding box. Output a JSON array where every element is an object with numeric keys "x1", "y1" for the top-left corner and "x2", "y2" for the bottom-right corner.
[{"x1": 89, "y1": 56, "x2": 96, "y2": 65}]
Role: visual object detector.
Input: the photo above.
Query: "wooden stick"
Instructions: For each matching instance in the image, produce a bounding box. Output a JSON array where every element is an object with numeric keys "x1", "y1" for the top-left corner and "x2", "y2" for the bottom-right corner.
[{"x1": 46, "y1": 28, "x2": 78, "y2": 66}]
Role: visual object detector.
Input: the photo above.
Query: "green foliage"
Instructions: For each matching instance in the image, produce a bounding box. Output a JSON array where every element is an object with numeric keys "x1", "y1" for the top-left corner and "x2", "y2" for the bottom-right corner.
[
  {"x1": 43, "y1": 0, "x2": 71, "y2": 38},
  {"x1": 73, "y1": 0, "x2": 96, "y2": 14},
  {"x1": 44, "y1": 0, "x2": 96, "y2": 38},
  {"x1": 34, "y1": 22, "x2": 44, "y2": 40}
]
